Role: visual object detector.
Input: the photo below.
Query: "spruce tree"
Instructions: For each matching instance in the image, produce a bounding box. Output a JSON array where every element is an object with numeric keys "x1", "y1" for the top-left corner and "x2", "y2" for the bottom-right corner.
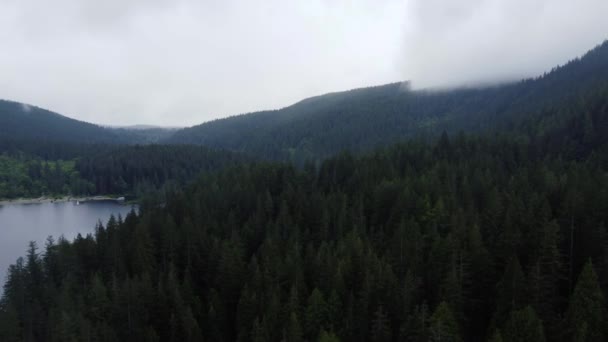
[{"x1": 566, "y1": 260, "x2": 606, "y2": 342}]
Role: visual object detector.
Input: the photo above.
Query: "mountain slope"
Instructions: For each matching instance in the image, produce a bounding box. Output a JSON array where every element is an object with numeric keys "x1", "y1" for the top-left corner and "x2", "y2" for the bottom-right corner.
[
  {"x1": 0, "y1": 100, "x2": 123, "y2": 144},
  {"x1": 0, "y1": 101, "x2": 182, "y2": 150},
  {"x1": 168, "y1": 40, "x2": 608, "y2": 162}
]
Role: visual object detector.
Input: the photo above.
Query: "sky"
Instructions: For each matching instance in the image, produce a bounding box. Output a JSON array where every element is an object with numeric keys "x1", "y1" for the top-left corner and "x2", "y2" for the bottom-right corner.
[{"x1": 0, "y1": 0, "x2": 607, "y2": 127}]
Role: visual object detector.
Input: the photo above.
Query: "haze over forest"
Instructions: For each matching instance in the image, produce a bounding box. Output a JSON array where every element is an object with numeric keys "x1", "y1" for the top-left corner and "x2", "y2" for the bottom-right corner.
[
  {"x1": 1, "y1": 0, "x2": 607, "y2": 126},
  {"x1": 2, "y1": 2, "x2": 608, "y2": 342}
]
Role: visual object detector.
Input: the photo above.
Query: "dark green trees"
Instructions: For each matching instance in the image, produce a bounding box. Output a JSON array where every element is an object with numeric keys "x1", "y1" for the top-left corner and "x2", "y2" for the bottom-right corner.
[
  {"x1": 502, "y1": 306, "x2": 545, "y2": 342},
  {"x1": 3, "y1": 128, "x2": 608, "y2": 341},
  {"x1": 429, "y1": 302, "x2": 461, "y2": 342},
  {"x1": 566, "y1": 260, "x2": 606, "y2": 342}
]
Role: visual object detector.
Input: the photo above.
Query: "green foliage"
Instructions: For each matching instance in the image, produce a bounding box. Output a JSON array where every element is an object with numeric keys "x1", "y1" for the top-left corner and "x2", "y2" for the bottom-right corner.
[
  {"x1": 0, "y1": 154, "x2": 93, "y2": 199},
  {"x1": 489, "y1": 330, "x2": 503, "y2": 342},
  {"x1": 75, "y1": 144, "x2": 245, "y2": 196},
  {"x1": 429, "y1": 302, "x2": 461, "y2": 342},
  {"x1": 3, "y1": 132, "x2": 608, "y2": 340},
  {"x1": 305, "y1": 288, "x2": 328, "y2": 339},
  {"x1": 2, "y1": 130, "x2": 608, "y2": 340},
  {"x1": 502, "y1": 306, "x2": 545, "y2": 342},
  {"x1": 169, "y1": 41, "x2": 608, "y2": 163},
  {"x1": 0, "y1": 144, "x2": 243, "y2": 199},
  {"x1": 318, "y1": 330, "x2": 341, "y2": 342},
  {"x1": 2, "y1": 39, "x2": 608, "y2": 340},
  {"x1": 566, "y1": 260, "x2": 606, "y2": 342}
]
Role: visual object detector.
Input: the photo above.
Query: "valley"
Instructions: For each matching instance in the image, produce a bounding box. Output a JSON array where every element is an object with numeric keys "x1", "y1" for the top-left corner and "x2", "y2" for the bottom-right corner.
[{"x1": 1, "y1": 39, "x2": 608, "y2": 341}]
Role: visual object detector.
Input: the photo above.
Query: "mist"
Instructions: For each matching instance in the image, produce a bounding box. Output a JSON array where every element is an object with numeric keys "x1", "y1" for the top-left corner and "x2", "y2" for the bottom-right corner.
[
  {"x1": 0, "y1": 0, "x2": 606, "y2": 126},
  {"x1": 402, "y1": 0, "x2": 608, "y2": 88}
]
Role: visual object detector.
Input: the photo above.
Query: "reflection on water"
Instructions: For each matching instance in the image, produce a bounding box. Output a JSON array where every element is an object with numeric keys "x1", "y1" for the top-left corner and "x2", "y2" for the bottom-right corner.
[{"x1": 0, "y1": 201, "x2": 135, "y2": 292}]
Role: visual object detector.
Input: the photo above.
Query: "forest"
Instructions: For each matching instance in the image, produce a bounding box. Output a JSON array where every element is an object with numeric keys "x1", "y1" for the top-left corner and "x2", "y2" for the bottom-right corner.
[
  {"x1": 167, "y1": 41, "x2": 608, "y2": 162},
  {"x1": 1, "y1": 40, "x2": 608, "y2": 342},
  {"x1": 2, "y1": 128, "x2": 608, "y2": 341},
  {"x1": 0, "y1": 145, "x2": 244, "y2": 199},
  {"x1": 0, "y1": 154, "x2": 93, "y2": 198}
]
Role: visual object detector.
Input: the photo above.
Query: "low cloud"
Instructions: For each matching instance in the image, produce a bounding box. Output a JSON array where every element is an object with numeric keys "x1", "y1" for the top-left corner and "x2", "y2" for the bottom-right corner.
[
  {"x1": 401, "y1": 0, "x2": 608, "y2": 88},
  {"x1": 20, "y1": 103, "x2": 32, "y2": 113},
  {"x1": 0, "y1": 0, "x2": 606, "y2": 126}
]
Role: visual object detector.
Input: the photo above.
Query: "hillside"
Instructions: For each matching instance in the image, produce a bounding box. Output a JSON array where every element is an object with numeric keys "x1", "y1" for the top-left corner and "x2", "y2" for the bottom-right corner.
[
  {"x1": 107, "y1": 127, "x2": 180, "y2": 145},
  {"x1": 4, "y1": 125, "x2": 608, "y2": 341},
  {"x1": 0, "y1": 100, "x2": 122, "y2": 144},
  {"x1": 0, "y1": 101, "x2": 179, "y2": 149},
  {"x1": 168, "y1": 41, "x2": 608, "y2": 162},
  {"x1": 4, "y1": 36, "x2": 608, "y2": 342}
]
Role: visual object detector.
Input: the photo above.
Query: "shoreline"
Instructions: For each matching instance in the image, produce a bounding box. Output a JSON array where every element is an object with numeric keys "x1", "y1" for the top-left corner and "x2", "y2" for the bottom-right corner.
[{"x1": 0, "y1": 196, "x2": 127, "y2": 206}]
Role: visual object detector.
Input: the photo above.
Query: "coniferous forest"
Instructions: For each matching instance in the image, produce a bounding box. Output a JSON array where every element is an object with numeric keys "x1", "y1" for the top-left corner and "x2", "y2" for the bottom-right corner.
[
  {"x1": 3, "y1": 132, "x2": 608, "y2": 341},
  {"x1": 1, "y1": 41, "x2": 608, "y2": 341}
]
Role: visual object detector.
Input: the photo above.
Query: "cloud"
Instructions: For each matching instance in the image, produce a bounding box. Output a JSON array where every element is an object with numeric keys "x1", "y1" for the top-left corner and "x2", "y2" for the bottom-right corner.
[
  {"x1": 20, "y1": 103, "x2": 32, "y2": 113},
  {"x1": 0, "y1": 0, "x2": 606, "y2": 126},
  {"x1": 0, "y1": 0, "x2": 405, "y2": 126},
  {"x1": 401, "y1": 0, "x2": 608, "y2": 88}
]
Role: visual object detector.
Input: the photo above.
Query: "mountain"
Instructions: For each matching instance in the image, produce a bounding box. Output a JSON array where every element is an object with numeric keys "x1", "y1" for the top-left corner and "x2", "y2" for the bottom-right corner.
[
  {"x1": 107, "y1": 126, "x2": 180, "y2": 144},
  {"x1": 0, "y1": 101, "x2": 182, "y2": 154},
  {"x1": 4, "y1": 39, "x2": 608, "y2": 342},
  {"x1": 4, "y1": 40, "x2": 606, "y2": 161},
  {"x1": 168, "y1": 40, "x2": 608, "y2": 162},
  {"x1": 0, "y1": 100, "x2": 123, "y2": 144},
  {"x1": 5, "y1": 114, "x2": 608, "y2": 341}
]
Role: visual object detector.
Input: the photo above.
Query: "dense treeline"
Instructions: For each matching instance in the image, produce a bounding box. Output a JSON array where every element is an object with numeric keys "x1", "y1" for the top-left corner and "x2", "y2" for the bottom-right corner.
[
  {"x1": 3, "y1": 39, "x2": 608, "y2": 342},
  {"x1": 0, "y1": 154, "x2": 93, "y2": 199},
  {"x1": 168, "y1": 42, "x2": 608, "y2": 163},
  {"x1": 0, "y1": 145, "x2": 244, "y2": 199},
  {"x1": 2, "y1": 132, "x2": 608, "y2": 341},
  {"x1": 75, "y1": 145, "x2": 246, "y2": 195},
  {"x1": 3, "y1": 41, "x2": 607, "y2": 167}
]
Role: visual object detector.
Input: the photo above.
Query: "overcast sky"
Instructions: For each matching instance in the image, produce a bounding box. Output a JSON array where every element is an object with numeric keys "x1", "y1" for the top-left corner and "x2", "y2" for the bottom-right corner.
[{"x1": 1, "y1": 0, "x2": 607, "y2": 126}]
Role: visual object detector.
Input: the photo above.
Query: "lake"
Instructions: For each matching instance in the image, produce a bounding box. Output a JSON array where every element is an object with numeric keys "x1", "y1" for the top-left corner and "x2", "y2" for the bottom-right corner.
[{"x1": 0, "y1": 201, "x2": 135, "y2": 292}]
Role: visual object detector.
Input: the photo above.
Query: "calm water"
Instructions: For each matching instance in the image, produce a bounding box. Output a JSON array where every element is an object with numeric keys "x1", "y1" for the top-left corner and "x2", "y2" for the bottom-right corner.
[{"x1": 0, "y1": 201, "x2": 134, "y2": 291}]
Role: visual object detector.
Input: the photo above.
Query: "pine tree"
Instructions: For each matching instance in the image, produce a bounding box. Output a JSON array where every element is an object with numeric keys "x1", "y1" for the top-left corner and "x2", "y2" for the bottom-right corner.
[
  {"x1": 305, "y1": 288, "x2": 328, "y2": 339},
  {"x1": 130, "y1": 221, "x2": 155, "y2": 276},
  {"x1": 493, "y1": 256, "x2": 526, "y2": 328},
  {"x1": 566, "y1": 260, "x2": 606, "y2": 342},
  {"x1": 0, "y1": 302, "x2": 22, "y2": 342},
  {"x1": 371, "y1": 305, "x2": 391, "y2": 342},
  {"x1": 87, "y1": 273, "x2": 110, "y2": 323},
  {"x1": 528, "y1": 219, "x2": 562, "y2": 338},
  {"x1": 286, "y1": 312, "x2": 303, "y2": 342},
  {"x1": 318, "y1": 329, "x2": 341, "y2": 342},
  {"x1": 429, "y1": 301, "x2": 461, "y2": 342},
  {"x1": 501, "y1": 306, "x2": 545, "y2": 342},
  {"x1": 488, "y1": 330, "x2": 503, "y2": 342},
  {"x1": 236, "y1": 285, "x2": 257, "y2": 342}
]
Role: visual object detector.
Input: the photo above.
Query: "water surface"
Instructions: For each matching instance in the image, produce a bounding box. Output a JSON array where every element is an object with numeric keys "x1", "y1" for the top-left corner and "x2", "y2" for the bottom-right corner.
[{"x1": 0, "y1": 201, "x2": 134, "y2": 291}]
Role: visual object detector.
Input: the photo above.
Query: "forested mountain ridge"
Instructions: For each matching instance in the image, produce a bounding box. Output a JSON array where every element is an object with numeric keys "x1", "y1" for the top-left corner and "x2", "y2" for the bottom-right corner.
[
  {"x1": 0, "y1": 100, "x2": 179, "y2": 147},
  {"x1": 0, "y1": 100, "x2": 123, "y2": 144},
  {"x1": 2, "y1": 39, "x2": 608, "y2": 341},
  {"x1": 168, "y1": 40, "x2": 608, "y2": 162},
  {"x1": 106, "y1": 127, "x2": 180, "y2": 145},
  {"x1": 3, "y1": 40, "x2": 607, "y2": 163}
]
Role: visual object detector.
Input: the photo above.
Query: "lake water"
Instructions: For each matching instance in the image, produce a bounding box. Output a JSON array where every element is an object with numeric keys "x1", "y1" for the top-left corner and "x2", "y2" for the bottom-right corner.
[{"x1": 0, "y1": 201, "x2": 134, "y2": 292}]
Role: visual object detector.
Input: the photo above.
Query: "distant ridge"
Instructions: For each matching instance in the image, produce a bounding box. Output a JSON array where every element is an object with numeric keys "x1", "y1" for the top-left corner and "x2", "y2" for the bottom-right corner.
[
  {"x1": 167, "y1": 40, "x2": 608, "y2": 162},
  {"x1": 0, "y1": 100, "x2": 123, "y2": 144},
  {"x1": 2, "y1": 40, "x2": 607, "y2": 160},
  {"x1": 0, "y1": 101, "x2": 177, "y2": 145}
]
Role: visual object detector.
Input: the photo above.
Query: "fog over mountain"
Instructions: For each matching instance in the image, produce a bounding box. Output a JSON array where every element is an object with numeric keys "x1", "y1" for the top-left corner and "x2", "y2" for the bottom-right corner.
[
  {"x1": 402, "y1": 0, "x2": 608, "y2": 88},
  {"x1": 0, "y1": 0, "x2": 606, "y2": 126}
]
